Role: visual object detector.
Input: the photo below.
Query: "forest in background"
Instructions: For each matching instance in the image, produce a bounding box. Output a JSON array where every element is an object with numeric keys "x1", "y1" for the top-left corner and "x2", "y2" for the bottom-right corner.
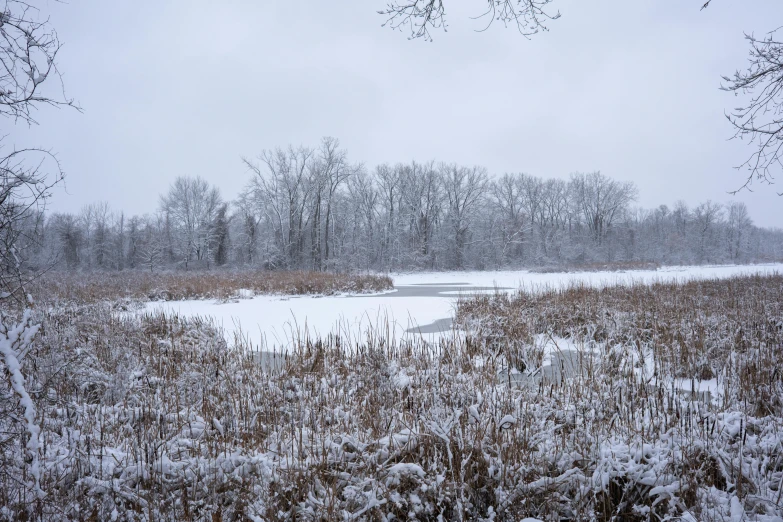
[{"x1": 21, "y1": 137, "x2": 783, "y2": 274}]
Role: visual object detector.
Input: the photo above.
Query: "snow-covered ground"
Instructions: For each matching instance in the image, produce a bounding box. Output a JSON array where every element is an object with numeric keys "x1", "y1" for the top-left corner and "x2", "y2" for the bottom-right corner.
[{"x1": 146, "y1": 263, "x2": 783, "y2": 351}]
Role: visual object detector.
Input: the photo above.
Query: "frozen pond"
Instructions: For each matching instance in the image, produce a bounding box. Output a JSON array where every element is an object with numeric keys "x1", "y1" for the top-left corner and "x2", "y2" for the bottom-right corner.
[
  {"x1": 146, "y1": 263, "x2": 783, "y2": 352},
  {"x1": 146, "y1": 283, "x2": 498, "y2": 351}
]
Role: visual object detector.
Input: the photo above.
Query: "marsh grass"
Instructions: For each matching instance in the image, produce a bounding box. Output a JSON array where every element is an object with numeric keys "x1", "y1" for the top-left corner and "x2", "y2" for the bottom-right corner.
[
  {"x1": 29, "y1": 270, "x2": 393, "y2": 304},
  {"x1": 456, "y1": 273, "x2": 783, "y2": 416},
  {"x1": 1, "y1": 274, "x2": 782, "y2": 521}
]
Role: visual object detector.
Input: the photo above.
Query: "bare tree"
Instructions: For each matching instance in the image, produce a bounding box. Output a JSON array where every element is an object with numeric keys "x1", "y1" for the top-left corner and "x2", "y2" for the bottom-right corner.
[
  {"x1": 307, "y1": 138, "x2": 352, "y2": 271},
  {"x1": 693, "y1": 200, "x2": 724, "y2": 263},
  {"x1": 49, "y1": 212, "x2": 80, "y2": 270},
  {"x1": 346, "y1": 169, "x2": 380, "y2": 270},
  {"x1": 244, "y1": 146, "x2": 314, "y2": 268},
  {"x1": 79, "y1": 202, "x2": 111, "y2": 269},
  {"x1": 113, "y1": 211, "x2": 125, "y2": 270},
  {"x1": 517, "y1": 174, "x2": 544, "y2": 254},
  {"x1": 139, "y1": 214, "x2": 166, "y2": 272},
  {"x1": 233, "y1": 189, "x2": 262, "y2": 264},
  {"x1": 159, "y1": 177, "x2": 222, "y2": 269},
  {"x1": 375, "y1": 163, "x2": 403, "y2": 270},
  {"x1": 725, "y1": 201, "x2": 753, "y2": 260},
  {"x1": 400, "y1": 161, "x2": 443, "y2": 267},
  {"x1": 569, "y1": 172, "x2": 637, "y2": 248},
  {"x1": 537, "y1": 177, "x2": 570, "y2": 260},
  {"x1": 212, "y1": 203, "x2": 230, "y2": 266},
  {"x1": 490, "y1": 174, "x2": 528, "y2": 263},
  {"x1": 126, "y1": 215, "x2": 142, "y2": 269},
  {"x1": 441, "y1": 163, "x2": 488, "y2": 269}
]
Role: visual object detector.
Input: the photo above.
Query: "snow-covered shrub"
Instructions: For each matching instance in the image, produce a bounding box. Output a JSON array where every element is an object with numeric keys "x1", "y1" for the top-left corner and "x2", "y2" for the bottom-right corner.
[{"x1": 0, "y1": 307, "x2": 44, "y2": 518}]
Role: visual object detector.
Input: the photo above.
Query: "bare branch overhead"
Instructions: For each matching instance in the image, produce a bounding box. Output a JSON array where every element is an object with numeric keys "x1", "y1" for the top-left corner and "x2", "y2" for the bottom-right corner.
[
  {"x1": 379, "y1": 0, "x2": 560, "y2": 41},
  {"x1": 722, "y1": 30, "x2": 783, "y2": 194}
]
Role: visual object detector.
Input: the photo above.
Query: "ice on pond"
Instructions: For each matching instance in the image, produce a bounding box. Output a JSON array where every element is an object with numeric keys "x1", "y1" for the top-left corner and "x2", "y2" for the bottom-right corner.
[{"x1": 146, "y1": 263, "x2": 783, "y2": 352}]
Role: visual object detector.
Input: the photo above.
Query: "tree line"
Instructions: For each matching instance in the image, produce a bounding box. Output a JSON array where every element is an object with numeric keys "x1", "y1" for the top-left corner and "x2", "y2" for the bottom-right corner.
[{"x1": 17, "y1": 137, "x2": 783, "y2": 273}]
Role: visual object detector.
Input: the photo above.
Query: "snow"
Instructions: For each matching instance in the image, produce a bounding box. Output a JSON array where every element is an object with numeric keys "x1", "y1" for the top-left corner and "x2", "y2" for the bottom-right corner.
[
  {"x1": 387, "y1": 462, "x2": 426, "y2": 478},
  {"x1": 149, "y1": 293, "x2": 455, "y2": 351},
  {"x1": 673, "y1": 376, "x2": 720, "y2": 398},
  {"x1": 436, "y1": 289, "x2": 507, "y2": 296},
  {"x1": 498, "y1": 414, "x2": 516, "y2": 429},
  {"x1": 532, "y1": 333, "x2": 583, "y2": 366},
  {"x1": 391, "y1": 263, "x2": 783, "y2": 289},
  {"x1": 392, "y1": 369, "x2": 411, "y2": 391},
  {"x1": 147, "y1": 263, "x2": 783, "y2": 352}
]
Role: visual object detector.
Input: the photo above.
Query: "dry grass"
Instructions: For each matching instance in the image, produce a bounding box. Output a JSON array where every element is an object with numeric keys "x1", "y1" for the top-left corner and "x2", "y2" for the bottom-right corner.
[
  {"x1": 456, "y1": 273, "x2": 783, "y2": 416},
  {"x1": 29, "y1": 270, "x2": 393, "y2": 304},
  {"x1": 1, "y1": 274, "x2": 782, "y2": 521}
]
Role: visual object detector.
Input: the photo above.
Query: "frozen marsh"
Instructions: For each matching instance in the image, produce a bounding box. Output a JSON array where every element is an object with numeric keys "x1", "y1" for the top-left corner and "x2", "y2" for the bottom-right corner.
[{"x1": 148, "y1": 263, "x2": 783, "y2": 351}]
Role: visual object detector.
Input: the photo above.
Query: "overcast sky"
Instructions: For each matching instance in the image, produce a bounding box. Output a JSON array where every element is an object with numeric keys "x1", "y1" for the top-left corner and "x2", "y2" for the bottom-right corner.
[{"x1": 12, "y1": 0, "x2": 783, "y2": 227}]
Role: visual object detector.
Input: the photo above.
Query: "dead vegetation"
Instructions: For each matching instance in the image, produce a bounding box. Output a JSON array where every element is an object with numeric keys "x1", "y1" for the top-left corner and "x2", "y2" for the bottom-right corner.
[
  {"x1": 29, "y1": 270, "x2": 393, "y2": 304},
  {"x1": 1, "y1": 274, "x2": 782, "y2": 520},
  {"x1": 456, "y1": 273, "x2": 783, "y2": 414}
]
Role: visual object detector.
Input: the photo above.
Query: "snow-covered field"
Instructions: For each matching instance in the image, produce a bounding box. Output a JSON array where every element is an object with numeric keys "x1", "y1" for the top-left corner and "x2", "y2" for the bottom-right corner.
[{"x1": 147, "y1": 263, "x2": 783, "y2": 350}]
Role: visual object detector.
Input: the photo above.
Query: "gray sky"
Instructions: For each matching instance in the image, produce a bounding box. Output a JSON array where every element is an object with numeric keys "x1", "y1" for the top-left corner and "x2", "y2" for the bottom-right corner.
[{"x1": 13, "y1": 0, "x2": 783, "y2": 227}]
